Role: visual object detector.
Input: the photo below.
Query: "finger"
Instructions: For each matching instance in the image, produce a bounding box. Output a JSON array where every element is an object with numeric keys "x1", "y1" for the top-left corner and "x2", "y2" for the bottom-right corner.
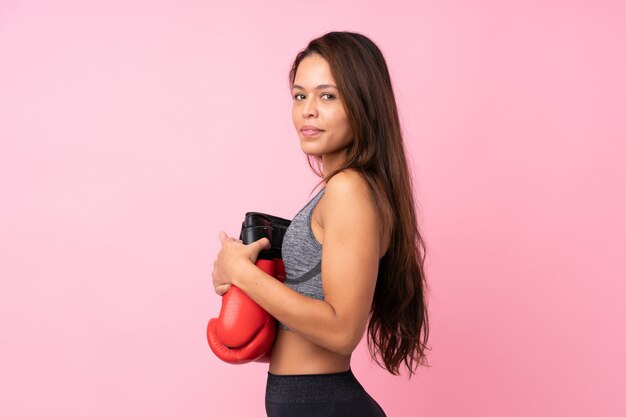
[
  {"x1": 219, "y1": 231, "x2": 228, "y2": 243},
  {"x1": 257, "y1": 237, "x2": 271, "y2": 250},
  {"x1": 215, "y1": 284, "x2": 231, "y2": 296}
]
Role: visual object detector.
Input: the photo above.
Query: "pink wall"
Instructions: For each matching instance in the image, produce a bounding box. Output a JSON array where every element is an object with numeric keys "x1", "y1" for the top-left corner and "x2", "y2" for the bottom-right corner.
[{"x1": 1, "y1": 1, "x2": 624, "y2": 416}]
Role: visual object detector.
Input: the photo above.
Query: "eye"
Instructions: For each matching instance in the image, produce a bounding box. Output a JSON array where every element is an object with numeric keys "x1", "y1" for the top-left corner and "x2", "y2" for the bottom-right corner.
[
  {"x1": 293, "y1": 93, "x2": 305, "y2": 100},
  {"x1": 321, "y1": 93, "x2": 335, "y2": 100}
]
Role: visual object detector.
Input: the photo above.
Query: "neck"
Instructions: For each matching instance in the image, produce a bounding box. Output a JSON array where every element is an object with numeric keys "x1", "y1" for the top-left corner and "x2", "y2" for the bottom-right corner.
[{"x1": 321, "y1": 150, "x2": 347, "y2": 181}]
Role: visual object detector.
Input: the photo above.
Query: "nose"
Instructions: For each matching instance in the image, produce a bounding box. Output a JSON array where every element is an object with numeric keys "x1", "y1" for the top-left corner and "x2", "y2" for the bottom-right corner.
[{"x1": 302, "y1": 97, "x2": 318, "y2": 118}]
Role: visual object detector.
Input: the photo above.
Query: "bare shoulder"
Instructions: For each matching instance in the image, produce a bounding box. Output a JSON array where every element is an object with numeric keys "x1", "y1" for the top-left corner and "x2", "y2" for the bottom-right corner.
[
  {"x1": 325, "y1": 169, "x2": 371, "y2": 199},
  {"x1": 319, "y1": 169, "x2": 390, "y2": 258},
  {"x1": 319, "y1": 169, "x2": 378, "y2": 242}
]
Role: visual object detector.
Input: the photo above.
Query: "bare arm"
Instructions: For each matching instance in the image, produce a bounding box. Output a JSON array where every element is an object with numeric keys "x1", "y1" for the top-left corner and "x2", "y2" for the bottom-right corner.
[{"x1": 229, "y1": 170, "x2": 381, "y2": 355}]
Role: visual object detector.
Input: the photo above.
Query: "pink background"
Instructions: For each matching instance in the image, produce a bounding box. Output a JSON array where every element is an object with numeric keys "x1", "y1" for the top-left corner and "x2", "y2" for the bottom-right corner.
[{"x1": 1, "y1": 1, "x2": 624, "y2": 416}]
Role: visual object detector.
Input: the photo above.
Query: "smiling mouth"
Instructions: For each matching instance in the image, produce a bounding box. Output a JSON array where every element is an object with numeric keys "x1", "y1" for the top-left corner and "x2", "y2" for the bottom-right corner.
[
  {"x1": 300, "y1": 125, "x2": 323, "y2": 136},
  {"x1": 301, "y1": 129, "x2": 323, "y2": 137}
]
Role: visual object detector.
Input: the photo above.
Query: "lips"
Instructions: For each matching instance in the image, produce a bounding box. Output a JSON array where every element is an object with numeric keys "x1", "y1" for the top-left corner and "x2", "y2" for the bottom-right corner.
[{"x1": 300, "y1": 125, "x2": 324, "y2": 137}]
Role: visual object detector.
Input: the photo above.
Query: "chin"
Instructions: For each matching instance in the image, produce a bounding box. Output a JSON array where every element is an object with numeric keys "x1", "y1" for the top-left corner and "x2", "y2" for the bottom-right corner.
[
  {"x1": 300, "y1": 148, "x2": 322, "y2": 158},
  {"x1": 299, "y1": 142, "x2": 322, "y2": 154}
]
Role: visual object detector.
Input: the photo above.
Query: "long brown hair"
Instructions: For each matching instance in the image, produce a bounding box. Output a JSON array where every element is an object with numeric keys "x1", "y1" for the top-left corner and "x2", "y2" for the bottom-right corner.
[{"x1": 289, "y1": 31, "x2": 430, "y2": 377}]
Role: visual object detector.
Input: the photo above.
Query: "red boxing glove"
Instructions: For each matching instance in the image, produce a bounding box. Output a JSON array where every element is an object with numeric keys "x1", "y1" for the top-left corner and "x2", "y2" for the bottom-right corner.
[
  {"x1": 253, "y1": 257, "x2": 286, "y2": 363},
  {"x1": 208, "y1": 212, "x2": 291, "y2": 364},
  {"x1": 207, "y1": 259, "x2": 278, "y2": 364}
]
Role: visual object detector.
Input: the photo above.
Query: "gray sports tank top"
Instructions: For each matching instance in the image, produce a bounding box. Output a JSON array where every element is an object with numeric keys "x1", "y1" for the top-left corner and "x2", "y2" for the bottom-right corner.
[{"x1": 277, "y1": 186, "x2": 326, "y2": 331}]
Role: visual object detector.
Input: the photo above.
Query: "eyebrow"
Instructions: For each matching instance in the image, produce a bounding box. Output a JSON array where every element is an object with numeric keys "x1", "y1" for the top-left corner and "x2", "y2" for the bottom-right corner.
[{"x1": 291, "y1": 84, "x2": 338, "y2": 90}]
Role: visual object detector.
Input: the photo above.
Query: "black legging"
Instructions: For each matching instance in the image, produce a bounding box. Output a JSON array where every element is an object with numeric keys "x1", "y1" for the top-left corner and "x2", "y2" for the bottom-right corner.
[{"x1": 265, "y1": 368, "x2": 387, "y2": 417}]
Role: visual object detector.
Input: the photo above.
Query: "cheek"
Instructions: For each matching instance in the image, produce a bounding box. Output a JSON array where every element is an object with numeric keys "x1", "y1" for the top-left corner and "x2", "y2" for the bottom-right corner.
[
  {"x1": 327, "y1": 108, "x2": 346, "y2": 129},
  {"x1": 338, "y1": 115, "x2": 352, "y2": 142}
]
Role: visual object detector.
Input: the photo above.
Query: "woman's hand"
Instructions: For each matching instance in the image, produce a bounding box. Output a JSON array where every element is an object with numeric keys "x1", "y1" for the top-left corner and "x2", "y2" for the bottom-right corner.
[{"x1": 211, "y1": 231, "x2": 271, "y2": 296}]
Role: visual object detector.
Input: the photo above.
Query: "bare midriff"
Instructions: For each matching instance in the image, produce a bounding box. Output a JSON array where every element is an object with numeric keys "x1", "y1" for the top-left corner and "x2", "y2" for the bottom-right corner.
[{"x1": 268, "y1": 328, "x2": 351, "y2": 375}]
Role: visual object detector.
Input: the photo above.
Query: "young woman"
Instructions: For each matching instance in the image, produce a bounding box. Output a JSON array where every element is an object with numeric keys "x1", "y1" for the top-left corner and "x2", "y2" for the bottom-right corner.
[{"x1": 212, "y1": 31, "x2": 430, "y2": 417}]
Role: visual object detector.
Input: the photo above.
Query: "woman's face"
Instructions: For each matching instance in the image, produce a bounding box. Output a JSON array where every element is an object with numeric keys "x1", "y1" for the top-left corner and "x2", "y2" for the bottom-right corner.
[{"x1": 291, "y1": 54, "x2": 353, "y2": 161}]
